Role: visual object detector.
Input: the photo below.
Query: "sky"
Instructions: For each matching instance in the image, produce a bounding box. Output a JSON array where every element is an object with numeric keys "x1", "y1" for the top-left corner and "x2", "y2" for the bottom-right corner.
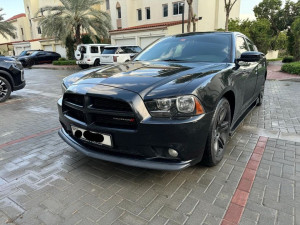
[{"x1": 0, "y1": 0, "x2": 297, "y2": 20}]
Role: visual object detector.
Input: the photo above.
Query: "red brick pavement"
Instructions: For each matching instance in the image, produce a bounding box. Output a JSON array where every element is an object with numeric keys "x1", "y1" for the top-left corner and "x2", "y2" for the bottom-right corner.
[{"x1": 267, "y1": 64, "x2": 299, "y2": 80}]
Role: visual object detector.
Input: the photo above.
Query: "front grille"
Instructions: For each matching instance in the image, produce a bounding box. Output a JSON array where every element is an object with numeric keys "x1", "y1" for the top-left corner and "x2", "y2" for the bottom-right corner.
[
  {"x1": 92, "y1": 97, "x2": 132, "y2": 112},
  {"x1": 62, "y1": 93, "x2": 137, "y2": 129}
]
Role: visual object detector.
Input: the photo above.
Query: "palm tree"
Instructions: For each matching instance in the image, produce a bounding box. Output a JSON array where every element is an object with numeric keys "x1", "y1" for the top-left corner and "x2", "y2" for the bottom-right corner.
[
  {"x1": 0, "y1": 8, "x2": 16, "y2": 39},
  {"x1": 38, "y1": 0, "x2": 111, "y2": 45}
]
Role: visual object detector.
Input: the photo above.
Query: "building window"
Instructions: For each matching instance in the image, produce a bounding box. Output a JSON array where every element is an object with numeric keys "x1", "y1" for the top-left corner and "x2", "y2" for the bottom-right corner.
[
  {"x1": 163, "y1": 4, "x2": 168, "y2": 17},
  {"x1": 173, "y1": 2, "x2": 184, "y2": 15},
  {"x1": 146, "y1": 7, "x2": 150, "y2": 20},
  {"x1": 21, "y1": 28, "x2": 24, "y2": 35},
  {"x1": 106, "y1": 0, "x2": 110, "y2": 10},
  {"x1": 37, "y1": 27, "x2": 41, "y2": 34},
  {"x1": 117, "y1": 6, "x2": 121, "y2": 18},
  {"x1": 137, "y1": 9, "x2": 142, "y2": 21}
]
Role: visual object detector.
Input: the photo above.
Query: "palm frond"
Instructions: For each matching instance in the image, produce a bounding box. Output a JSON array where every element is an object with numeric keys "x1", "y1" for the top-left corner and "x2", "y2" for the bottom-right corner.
[{"x1": 0, "y1": 8, "x2": 16, "y2": 39}]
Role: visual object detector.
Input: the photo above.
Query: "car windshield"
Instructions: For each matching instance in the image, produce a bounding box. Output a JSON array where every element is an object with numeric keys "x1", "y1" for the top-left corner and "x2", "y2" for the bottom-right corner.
[
  {"x1": 102, "y1": 47, "x2": 118, "y2": 54},
  {"x1": 19, "y1": 51, "x2": 34, "y2": 56},
  {"x1": 134, "y1": 33, "x2": 232, "y2": 63},
  {"x1": 120, "y1": 46, "x2": 142, "y2": 53}
]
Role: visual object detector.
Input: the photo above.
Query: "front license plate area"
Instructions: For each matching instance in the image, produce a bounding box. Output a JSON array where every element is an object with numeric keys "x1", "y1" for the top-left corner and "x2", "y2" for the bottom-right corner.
[{"x1": 71, "y1": 126, "x2": 113, "y2": 147}]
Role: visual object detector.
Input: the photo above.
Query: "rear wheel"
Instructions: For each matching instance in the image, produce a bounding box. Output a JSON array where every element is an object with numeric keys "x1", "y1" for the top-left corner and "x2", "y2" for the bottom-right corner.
[
  {"x1": 94, "y1": 59, "x2": 100, "y2": 67},
  {"x1": 204, "y1": 98, "x2": 231, "y2": 166},
  {"x1": 0, "y1": 76, "x2": 12, "y2": 103}
]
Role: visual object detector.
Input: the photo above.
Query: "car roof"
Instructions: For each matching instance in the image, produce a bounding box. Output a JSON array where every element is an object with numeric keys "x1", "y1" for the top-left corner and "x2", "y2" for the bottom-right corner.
[
  {"x1": 172, "y1": 31, "x2": 244, "y2": 38},
  {"x1": 104, "y1": 45, "x2": 140, "y2": 48}
]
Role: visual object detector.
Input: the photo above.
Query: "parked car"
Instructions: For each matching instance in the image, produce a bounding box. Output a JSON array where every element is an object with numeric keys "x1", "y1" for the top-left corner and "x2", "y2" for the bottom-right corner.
[
  {"x1": 17, "y1": 51, "x2": 61, "y2": 67},
  {"x1": 17, "y1": 49, "x2": 43, "y2": 57},
  {"x1": 0, "y1": 56, "x2": 25, "y2": 102},
  {"x1": 75, "y1": 44, "x2": 110, "y2": 69},
  {"x1": 58, "y1": 32, "x2": 266, "y2": 170},
  {"x1": 100, "y1": 45, "x2": 142, "y2": 65}
]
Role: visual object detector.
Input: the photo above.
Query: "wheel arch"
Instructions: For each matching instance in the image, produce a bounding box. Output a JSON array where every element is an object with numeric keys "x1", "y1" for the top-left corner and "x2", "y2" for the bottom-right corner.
[
  {"x1": 221, "y1": 90, "x2": 236, "y2": 122},
  {"x1": 0, "y1": 70, "x2": 14, "y2": 91}
]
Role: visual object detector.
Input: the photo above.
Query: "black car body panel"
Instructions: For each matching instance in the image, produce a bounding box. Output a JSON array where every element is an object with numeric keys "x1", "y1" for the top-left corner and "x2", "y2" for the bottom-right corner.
[
  {"x1": 0, "y1": 56, "x2": 25, "y2": 91},
  {"x1": 17, "y1": 51, "x2": 61, "y2": 67},
  {"x1": 58, "y1": 32, "x2": 267, "y2": 170}
]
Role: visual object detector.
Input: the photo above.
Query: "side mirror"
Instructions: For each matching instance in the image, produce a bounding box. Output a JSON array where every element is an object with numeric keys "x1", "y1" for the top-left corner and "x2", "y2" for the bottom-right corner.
[
  {"x1": 237, "y1": 51, "x2": 264, "y2": 62},
  {"x1": 130, "y1": 54, "x2": 136, "y2": 60}
]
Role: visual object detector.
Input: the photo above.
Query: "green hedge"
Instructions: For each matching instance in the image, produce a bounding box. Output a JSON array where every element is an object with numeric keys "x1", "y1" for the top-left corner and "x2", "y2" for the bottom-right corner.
[
  {"x1": 52, "y1": 60, "x2": 76, "y2": 65},
  {"x1": 281, "y1": 62, "x2": 300, "y2": 75},
  {"x1": 282, "y1": 56, "x2": 294, "y2": 63}
]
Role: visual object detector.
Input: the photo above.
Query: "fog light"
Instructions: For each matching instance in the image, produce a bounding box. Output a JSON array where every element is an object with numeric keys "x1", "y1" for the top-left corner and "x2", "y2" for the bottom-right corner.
[{"x1": 168, "y1": 148, "x2": 178, "y2": 157}]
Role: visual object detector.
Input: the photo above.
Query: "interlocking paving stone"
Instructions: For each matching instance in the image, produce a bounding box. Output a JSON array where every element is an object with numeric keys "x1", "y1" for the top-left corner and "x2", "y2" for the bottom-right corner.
[{"x1": 0, "y1": 69, "x2": 299, "y2": 224}]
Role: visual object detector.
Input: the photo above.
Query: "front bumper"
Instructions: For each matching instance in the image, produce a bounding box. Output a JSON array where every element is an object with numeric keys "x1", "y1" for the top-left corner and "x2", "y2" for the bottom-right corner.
[
  {"x1": 14, "y1": 81, "x2": 26, "y2": 91},
  {"x1": 58, "y1": 93, "x2": 213, "y2": 170},
  {"x1": 59, "y1": 128, "x2": 192, "y2": 170}
]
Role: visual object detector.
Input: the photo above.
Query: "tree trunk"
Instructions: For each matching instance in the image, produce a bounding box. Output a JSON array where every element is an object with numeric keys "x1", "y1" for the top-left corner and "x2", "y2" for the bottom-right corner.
[
  {"x1": 225, "y1": 13, "x2": 230, "y2": 31},
  {"x1": 75, "y1": 24, "x2": 81, "y2": 45},
  {"x1": 192, "y1": 17, "x2": 196, "y2": 32},
  {"x1": 186, "y1": 0, "x2": 193, "y2": 33}
]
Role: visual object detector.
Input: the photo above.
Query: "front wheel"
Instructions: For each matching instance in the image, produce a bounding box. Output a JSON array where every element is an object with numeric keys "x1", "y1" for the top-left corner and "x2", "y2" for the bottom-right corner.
[
  {"x1": 0, "y1": 76, "x2": 12, "y2": 102},
  {"x1": 204, "y1": 98, "x2": 231, "y2": 166}
]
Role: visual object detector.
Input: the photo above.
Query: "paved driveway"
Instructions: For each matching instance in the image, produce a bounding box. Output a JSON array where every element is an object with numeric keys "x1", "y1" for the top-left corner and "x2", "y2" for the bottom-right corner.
[{"x1": 0, "y1": 69, "x2": 299, "y2": 225}]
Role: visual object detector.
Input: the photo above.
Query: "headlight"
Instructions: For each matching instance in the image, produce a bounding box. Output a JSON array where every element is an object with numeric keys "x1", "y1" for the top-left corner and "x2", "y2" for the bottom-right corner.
[
  {"x1": 145, "y1": 95, "x2": 205, "y2": 118},
  {"x1": 4, "y1": 60, "x2": 23, "y2": 69}
]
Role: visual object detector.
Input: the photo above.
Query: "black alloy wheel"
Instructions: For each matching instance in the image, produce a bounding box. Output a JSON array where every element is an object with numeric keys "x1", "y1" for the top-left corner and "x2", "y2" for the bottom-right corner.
[
  {"x1": 204, "y1": 98, "x2": 231, "y2": 166},
  {"x1": 0, "y1": 77, "x2": 12, "y2": 102}
]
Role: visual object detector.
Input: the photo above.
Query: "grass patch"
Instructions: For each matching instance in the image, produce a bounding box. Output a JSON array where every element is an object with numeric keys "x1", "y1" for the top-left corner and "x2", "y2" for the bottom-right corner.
[
  {"x1": 281, "y1": 62, "x2": 300, "y2": 75},
  {"x1": 267, "y1": 58, "x2": 283, "y2": 62},
  {"x1": 52, "y1": 60, "x2": 76, "y2": 65}
]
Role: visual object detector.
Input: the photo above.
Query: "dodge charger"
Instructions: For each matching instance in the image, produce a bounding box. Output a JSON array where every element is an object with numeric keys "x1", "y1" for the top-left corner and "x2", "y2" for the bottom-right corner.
[{"x1": 58, "y1": 32, "x2": 266, "y2": 170}]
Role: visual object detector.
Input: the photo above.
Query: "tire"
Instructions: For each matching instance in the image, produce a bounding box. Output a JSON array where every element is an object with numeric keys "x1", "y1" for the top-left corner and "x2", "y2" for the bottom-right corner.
[
  {"x1": 256, "y1": 86, "x2": 264, "y2": 106},
  {"x1": 79, "y1": 64, "x2": 89, "y2": 69},
  {"x1": 94, "y1": 59, "x2": 100, "y2": 67},
  {"x1": 204, "y1": 98, "x2": 231, "y2": 166},
  {"x1": 0, "y1": 76, "x2": 12, "y2": 103}
]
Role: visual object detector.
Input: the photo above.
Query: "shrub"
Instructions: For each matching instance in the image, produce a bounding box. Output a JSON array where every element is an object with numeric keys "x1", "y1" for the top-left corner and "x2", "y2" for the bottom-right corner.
[
  {"x1": 282, "y1": 56, "x2": 294, "y2": 63},
  {"x1": 281, "y1": 62, "x2": 300, "y2": 75},
  {"x1": 52, "y1": 60, "x2": 76, "y2": 65},
  {"x1": 58, "y1": 57, "x2": 67, "y2": 61}
]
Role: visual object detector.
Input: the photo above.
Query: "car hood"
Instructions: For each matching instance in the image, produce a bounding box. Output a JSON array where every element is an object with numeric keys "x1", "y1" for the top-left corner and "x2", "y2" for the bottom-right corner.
[{"x1": 70, "y1": 61, "x2": 230, "y2": 98}]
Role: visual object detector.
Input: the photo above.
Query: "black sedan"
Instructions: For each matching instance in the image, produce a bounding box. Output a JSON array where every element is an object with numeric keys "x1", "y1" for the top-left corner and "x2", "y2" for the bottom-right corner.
[
  {"x1": 58, "y1": 32, "x2": 266, "y2": 170},
  {"x1": 18, "y1": 51, "x2": 61, "y2": 67}
]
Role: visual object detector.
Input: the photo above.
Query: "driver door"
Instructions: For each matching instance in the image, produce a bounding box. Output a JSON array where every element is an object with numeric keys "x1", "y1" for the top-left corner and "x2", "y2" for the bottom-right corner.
[{"x1": 236, "y1": 36, "x2": 258, "y2": 109}]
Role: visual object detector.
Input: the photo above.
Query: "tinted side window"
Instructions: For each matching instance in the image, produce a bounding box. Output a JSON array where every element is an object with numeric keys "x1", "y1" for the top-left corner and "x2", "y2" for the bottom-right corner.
[
  {"x1": 91, "y1": 47, "x2": 99, "y2": 53},
  {"x1": 236, "y1": 36, "x2": 248, "y2": 58},
  {"x1": 121, "y1": 46, "x2": 142, "y2": 53},
  {"x1": 102, "y1": 48, "x2": 118, "y2": 54},
  {"x1": 246, "y1": 39, "x2": 255, "y2": 51}
]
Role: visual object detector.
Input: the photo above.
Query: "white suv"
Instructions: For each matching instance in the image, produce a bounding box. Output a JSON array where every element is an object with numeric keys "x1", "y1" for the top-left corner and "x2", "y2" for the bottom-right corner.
[
  {"x1": 75, "y1": 44, "x2": 110, "y2": 69},
  {"x1": 100, "y1": 45, "x2": 142, "y2": 65}
]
